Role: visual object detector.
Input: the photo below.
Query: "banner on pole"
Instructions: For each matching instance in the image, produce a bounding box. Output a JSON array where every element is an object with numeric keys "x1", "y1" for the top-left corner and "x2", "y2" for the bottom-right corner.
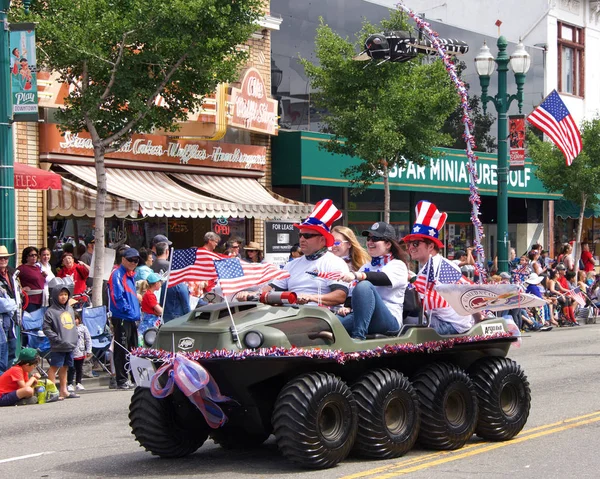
[
  {"x1": 509, "y1": 115, "x2": 525, "y2": 170},
  {"x1": 9, "y1": 23, "x2": 38, "y2": 122}
]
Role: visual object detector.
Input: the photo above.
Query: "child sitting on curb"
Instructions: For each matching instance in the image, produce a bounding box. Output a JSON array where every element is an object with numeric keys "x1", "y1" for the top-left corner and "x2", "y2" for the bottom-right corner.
[{"x1": 0, "y1": 348, "x2": 42, "y2": 406}]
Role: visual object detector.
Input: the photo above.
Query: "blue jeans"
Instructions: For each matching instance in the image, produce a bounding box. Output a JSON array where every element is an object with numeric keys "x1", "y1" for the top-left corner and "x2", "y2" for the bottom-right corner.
[
  {"x1": 338, "y1": 281, "x2": 400, "y2": 340},
  {"x1": 0, "y1": 327, "x2": 8, "y2": 374},
  {"x1": 432, "y1": 320, "x2": 459, "y2": 335}
]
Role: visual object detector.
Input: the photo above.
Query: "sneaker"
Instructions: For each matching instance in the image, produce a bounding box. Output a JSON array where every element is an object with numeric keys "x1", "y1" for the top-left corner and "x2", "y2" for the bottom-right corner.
[
  {"x1": 16, "y1": 396, "x2": 38, "y2": 405},
  {"x1": 76, "y1": 383, "x2": 85, "y2": 391},
  {"x1": 116, "y1": 383, "x2": 131, "y2": 390},
  {"x1": 67, "y1": 384, "x2": 74, "y2": 393}
]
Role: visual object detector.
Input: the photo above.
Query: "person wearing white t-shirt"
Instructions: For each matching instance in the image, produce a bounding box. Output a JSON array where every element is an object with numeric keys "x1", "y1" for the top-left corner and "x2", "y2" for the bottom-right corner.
[
  {"x1": 236, "y1": 199, "x2": 349, "y2": 307},
  {"x1": 404, "y1": 200, "x2": 479, "y2": 335},
  {"x1": 337, "y1": 222, "x2": 408, "y2": 340}
]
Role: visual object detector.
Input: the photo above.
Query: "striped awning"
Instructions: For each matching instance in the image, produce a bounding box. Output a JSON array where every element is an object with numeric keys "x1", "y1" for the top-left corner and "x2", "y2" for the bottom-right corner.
[
  {"x1": 172, "y1": 173, "x2": 313, "y2": 220},
  {"x1": 61, "y1": 165, "x2": 243, "y2": 218},
  {"x1": 48, "y1": 177, "x2": 138, "y2": 218}
]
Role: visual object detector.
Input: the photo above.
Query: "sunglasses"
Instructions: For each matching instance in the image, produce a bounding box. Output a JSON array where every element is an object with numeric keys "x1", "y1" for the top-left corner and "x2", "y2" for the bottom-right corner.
[
  {"x1": 298, "y1": 233, "x2": 322, "y2": 239},
  {"x1": 333, "y1": 240, "x2": 349, "y2": 246},
  {"x1": 366, "y1": 236, "x2": 386, "y2": 242},
  {"x1": 28, "y1": 253, "x2": 38, "y2": 257},
  {"x1": 125, "y1": 257, "x2": 140, "y2": 264},
  {"x1": 408, "y1": 241, "x2": 423, "y2": 248}
]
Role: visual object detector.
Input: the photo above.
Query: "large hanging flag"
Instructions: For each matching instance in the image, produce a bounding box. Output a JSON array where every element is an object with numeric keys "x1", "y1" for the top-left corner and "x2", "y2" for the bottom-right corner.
[{"x1": 527, "y1": 89, "x2": 582, "y2": 166}]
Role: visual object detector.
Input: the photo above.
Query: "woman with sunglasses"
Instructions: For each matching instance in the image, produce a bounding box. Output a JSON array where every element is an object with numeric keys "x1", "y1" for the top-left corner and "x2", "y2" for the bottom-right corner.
[
  {"x1": 17, "y1": 247, "x2": 47, "y2": 313},
  {"x1": 337, "y1": 222, "x2": 409, "y2": 340}
]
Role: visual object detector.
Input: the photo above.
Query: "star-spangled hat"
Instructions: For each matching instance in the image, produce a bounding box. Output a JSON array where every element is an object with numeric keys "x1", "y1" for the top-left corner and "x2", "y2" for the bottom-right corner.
[
  {"x1": 402, "y1": 200, "x2": 447, "y2": 249},
  {"x1": 294, "y1": 199, "x2": 342, "y2": 247}
]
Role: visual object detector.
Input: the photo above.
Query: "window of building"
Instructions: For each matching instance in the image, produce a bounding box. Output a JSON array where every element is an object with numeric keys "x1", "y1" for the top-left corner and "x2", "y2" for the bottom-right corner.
[{"x1": 557, "y1": 22, "x2": 585, "y2": 97}]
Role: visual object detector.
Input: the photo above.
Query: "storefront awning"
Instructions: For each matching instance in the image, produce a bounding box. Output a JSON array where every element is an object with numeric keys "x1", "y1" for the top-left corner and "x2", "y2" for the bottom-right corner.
[
  {"x1": 48, "y1": 177, "x2": 138, "y2": 218},
  {"x1": 554, "y1": 199, "x2": 600, "y2": 219},
  {"x1": 172, "y1": 173, "x2": 313, "y2": 220},
  {"x1": 15, "y1": 163, "x2": 62, "y2": 190}
]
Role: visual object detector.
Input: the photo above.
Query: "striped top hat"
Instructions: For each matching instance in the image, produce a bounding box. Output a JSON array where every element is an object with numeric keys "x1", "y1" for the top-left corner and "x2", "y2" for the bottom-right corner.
[
  {"x1": 294, "y1": 199, "x2": 342, "y2": 247},
  {"x1": 402, "y1": 200, "x2": 447, "y2": 249}
]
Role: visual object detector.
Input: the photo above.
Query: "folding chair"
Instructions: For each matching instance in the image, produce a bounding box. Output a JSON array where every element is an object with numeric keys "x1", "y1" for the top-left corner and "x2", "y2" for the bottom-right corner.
[
  {"x1": 21, "y1": 309, "x2": 51, "y2": 367},
  {"x1": 81, "y1": 305, "x2": 112, "y2": 373}
]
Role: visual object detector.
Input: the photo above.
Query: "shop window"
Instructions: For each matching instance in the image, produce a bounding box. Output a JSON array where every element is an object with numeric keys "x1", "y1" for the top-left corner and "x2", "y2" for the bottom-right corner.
[
  {"x1": 445, "y1": 223, "x2": 474, "y2": 260},
  {"x1": 558, "y1": 22, "x2": 585, "y2": 97}
]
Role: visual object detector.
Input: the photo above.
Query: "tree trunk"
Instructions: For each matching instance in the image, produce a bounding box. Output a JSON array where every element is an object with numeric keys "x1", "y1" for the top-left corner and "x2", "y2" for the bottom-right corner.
[
  {"x1": 574, "y1": 192, "x2": 587, "y2": 277},
  {"x1": 92, "y1": 137, "x2": 107, "y2": 307},
  {"x1": 382, "y1": 163, "x2": 390, "y2": 223}
]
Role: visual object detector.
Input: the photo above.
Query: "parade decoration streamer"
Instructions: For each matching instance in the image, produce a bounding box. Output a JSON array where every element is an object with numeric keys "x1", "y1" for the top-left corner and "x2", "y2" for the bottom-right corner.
[
  {"x1": 133, "y1": 331, "x2": 513, "y2": 366},
  {"x1": 396, "y1": 2, "x2": 486, "y2": 279},
  {"x1": 150, "y1": 354, "x2": 231, "y2": 428}
]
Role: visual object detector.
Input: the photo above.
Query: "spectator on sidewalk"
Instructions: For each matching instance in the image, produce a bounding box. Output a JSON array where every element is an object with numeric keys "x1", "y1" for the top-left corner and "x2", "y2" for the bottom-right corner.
[
  {"x1": 43, "y1": 277, "x2": 79, "y2": 399},
  {"x1": 0, "y1": 281, "x2": 17, "y2": 374},
  {"x1": 0, "y1": 245, "x2": 17, "y2": 369},
  {"x1": 17, "y1": 247, "x2": 46, "y2": 313},
  {"x1": 201, "y1": 232, "x2": 221, "y2": 253},
  {"x1": 57, "y1": 252, "x2": 90, "y2": 295},
  {"x1": 39, "y1": 247, "x2": 55, "y2": 308},
  {"x1": 138, "y1": 273, "x2": 163, "y2": 342},
  {"x1": 150, "y1": 234, "x2": 172, "y2": 262},
  {"x1": 243, "y1": 242, "x2": 265, "y2": 263},
  {"x1": 108, "y1": 248, "x2": 141, "y2": 390},
  {"x1": 67, "y1": 311, "x2": 92, "y2": 393},
  {"x1": 0, "y1": 348, "x2": 41, "y2": 407},
  {"x1": 134, "y1": 248, "x2": 154, "y2": 282}
]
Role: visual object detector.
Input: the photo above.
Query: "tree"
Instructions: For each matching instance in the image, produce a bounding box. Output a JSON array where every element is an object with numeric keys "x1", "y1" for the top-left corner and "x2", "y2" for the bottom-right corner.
[
  {"x1": 15, "y1": 0, "x2": 262, "y2": 305},
  {"x1": 441, "y1": 61, "x2": 495, "y2": 152},
  {"x1": 301, "y1": 11, "x2": 458, "y2": 222},
  {"x1": 527, "y1": 117, "x2": 600, "y2": 268}
]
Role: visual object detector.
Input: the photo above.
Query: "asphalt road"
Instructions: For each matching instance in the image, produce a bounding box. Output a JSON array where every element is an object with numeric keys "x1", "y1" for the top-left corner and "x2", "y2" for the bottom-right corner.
[{"x1": 1, "y1": 323, "x2": 599, "y2": 479}]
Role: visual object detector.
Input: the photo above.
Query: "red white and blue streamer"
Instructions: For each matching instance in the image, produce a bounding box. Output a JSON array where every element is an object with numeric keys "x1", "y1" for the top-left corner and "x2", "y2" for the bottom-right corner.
[
  {"x1": 396, "y1": 2, "x2": 486, "y2": 280},
  {"x1": 150, "y1": 354, "x2": 231, "y2": 428}
]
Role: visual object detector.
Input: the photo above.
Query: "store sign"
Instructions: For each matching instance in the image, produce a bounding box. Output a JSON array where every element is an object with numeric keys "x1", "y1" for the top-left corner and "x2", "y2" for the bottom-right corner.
[
  {"x1": 296, "y1": 132, "x2": 560, "y2": 200},
  {"x1": 509, "y1": 115, "x2": 525, "y2": 170},
  {"x1": 9, "y1": 24, "x2": 38, "y2": 122},
  {"x1": 264, "y1": 221, "x2": 299, "y2": 267},
  {"x1": 229, "y1": 68, "x2": 278, "y2": 136},
  {"x1": 39, "y1": 124, "x2": 266, "y2": 172}
]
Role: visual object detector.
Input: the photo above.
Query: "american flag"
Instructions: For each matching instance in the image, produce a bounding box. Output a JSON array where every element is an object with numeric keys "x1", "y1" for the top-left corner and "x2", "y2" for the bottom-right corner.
[
  {"x1": 306, "y1": 270, "x2": 344, "y2": 281},
  {"x1": 214, "y1": 257, "x2": 290, "y2": 296},
  {"x1": 527, "y1": 89, "x2": 582, "y2": 166},
  {"x1": 414, "y1": 258, "x2": 470, "y2": 310},
  {"x1": 567, "y1": 287, "x2": 587, "y2": 307},
  {"x1": 168, "y1": 248, "x2": 227, "y2": 288}
]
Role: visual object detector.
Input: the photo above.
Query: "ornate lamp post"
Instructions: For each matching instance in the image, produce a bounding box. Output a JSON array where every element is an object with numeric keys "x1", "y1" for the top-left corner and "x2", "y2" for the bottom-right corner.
[
  {"x1": 0, "y1": 0, "x2": 31, "y2": 263},
  {"x1": 475, "y1": 36, "x2": 531, "y2": 273}
]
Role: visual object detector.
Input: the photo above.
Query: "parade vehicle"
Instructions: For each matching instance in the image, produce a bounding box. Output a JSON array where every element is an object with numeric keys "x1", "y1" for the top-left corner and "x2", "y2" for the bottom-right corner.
[{"x1": 128, "y1": 292, "x2": 530, "y2": 469}]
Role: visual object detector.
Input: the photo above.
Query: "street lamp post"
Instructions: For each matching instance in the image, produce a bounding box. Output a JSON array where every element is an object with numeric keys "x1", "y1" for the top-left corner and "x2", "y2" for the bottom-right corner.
[
  {"x1": 475, "y1": 36, "x2": 530, "y2": 273},
  {"x1": 0, "y1": 0, "x2": 31, "y2": 264}
]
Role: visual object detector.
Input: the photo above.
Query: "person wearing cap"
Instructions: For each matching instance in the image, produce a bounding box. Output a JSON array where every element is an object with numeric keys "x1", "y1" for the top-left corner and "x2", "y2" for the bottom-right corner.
[
  {"x1": 150, "y1": 234, "x2": 172, "y2": 262},
  {"x1": 57, "y1": 251, "x2": 90, "y2": 295},
  {"x1": 0, "y1": 347, "x2": 42, "y2": 407},
  {"x1": 243, "y1": 242, "x2": 265, "y2": 263},
  {"x1": 404, "y1": 201, "x2": 479, "y2": 335},
  {"x1": 239, "y1": 199, "x2": 349, "y2": 306},
  {"x1": 0, "y1": 245, "x2": 18, "y2": 370},
  {"x1": 108, "y1": 248, "x2": 142, "y2": 389},
  {"x1": 138, "y1": 273, "x2": 163, "y2": 342},
  {"x1": 452, "y1": 248, "x2": 476, "y2": 281},
  {"x1": 336, "y1": 222, "x2": 409, "y2": 340}
]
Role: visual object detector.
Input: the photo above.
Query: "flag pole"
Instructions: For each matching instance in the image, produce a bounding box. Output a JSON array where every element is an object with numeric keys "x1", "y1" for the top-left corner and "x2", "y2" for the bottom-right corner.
[
  {"x1": 159, "y1": 248, "x2": 175, "y2": 326},
  {"x1": 219, "y1": 280, "x2": 243, "y2": 349}
]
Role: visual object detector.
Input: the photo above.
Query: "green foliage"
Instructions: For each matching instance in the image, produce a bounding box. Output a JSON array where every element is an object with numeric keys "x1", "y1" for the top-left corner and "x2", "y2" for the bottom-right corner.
[
  {"x1": 527, "y1": 117, "x2": 600, "y2": 207},
  {"x1": 301, "y1": 10, "x2": 459, "y2": 191},
  {"x1": 14, "y1": 0, "x2": 262, "y2": 147}
]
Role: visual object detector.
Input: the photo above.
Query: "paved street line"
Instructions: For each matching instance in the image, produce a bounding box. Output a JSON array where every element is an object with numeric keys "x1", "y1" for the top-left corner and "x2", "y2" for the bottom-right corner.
[
  {"x1": 338, "y1": 412, "x2": 600, "y2": 479},
  {"x1": 0, "y1": 451, "x2": 54, "y2": 464}
]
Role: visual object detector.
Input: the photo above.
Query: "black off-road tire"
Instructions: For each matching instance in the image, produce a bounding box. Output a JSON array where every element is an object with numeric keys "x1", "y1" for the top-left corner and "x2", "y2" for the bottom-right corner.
[
  {"x1": 272, "y1": 372, "x2": 357, "y2": 469},
  {"x1": 352, "y1": 368, "x2": 420, "y2": 459},
  {"x1": 413, "y1": 362, "x2": 478, "y2": 450},
  {"x1": 129, "y1": 387, "x2": 209, "y2": 458},
  {"x1": 210, "y1": 427, "x2": 270, "y2": 450},
  {"x1": 469, "y1": 357, "x2": 531, "y2": 441}
]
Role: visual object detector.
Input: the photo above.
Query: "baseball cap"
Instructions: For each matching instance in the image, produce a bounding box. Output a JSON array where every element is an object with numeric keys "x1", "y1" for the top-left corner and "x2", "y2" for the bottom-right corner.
[
  {"x1": 362, "y1": 222, "x2": 396, "y2": 241},
  {"x1": 152, "y1": 234, "x2": 172, "y2": 246},
  {"x1": 146, "y1": 273, "x2": 162, "y2": 285},
  {"x1": 122, "y1": 248, "x2": 140, "y2": 260},
  {"x1": 16, "y1": 347, "x2": 39, "y2": 364},
  {"x1": 499, "y1": 272, "x2": 511, "y2": 280},
  {"x1": 556, "y1": 263, "x2": 566, "y2": 270}
]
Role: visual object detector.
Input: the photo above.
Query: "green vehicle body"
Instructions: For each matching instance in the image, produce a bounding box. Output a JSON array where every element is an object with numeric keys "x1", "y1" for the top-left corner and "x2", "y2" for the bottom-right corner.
[{"x1": 130, "y1": 300, "x2": 529, "y2": 468}]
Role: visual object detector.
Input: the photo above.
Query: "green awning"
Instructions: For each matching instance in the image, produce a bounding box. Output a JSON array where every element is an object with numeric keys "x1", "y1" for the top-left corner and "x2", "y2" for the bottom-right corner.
[{"x1": 554, "y1": 200, "x2": 600, "y2": 219}]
